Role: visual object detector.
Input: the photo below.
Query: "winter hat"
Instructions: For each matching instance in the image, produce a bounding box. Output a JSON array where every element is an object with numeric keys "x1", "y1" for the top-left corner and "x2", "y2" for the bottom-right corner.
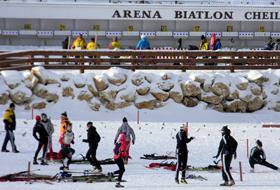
[
  {"x1": 41, "y1": 113, "x2": 47, "y2": 117},
  {"x1": 87, "y1": 121, "x2": 93, "y2": 126},
  {"x1": 256, "y1": 140, "x2": 263, "y2": 147},
  {"x1": 35, "y1": 115, "x2": 41, "y2": 122},
  {"x1": 123, "y1": 117, "x2": 128, "y2": 123},
  {"x1": 61, "y1": 112, "x2": 67, "y2": 117},
  {"x1": 9, "y1": 103, "x2": 15, "y2": 108}
]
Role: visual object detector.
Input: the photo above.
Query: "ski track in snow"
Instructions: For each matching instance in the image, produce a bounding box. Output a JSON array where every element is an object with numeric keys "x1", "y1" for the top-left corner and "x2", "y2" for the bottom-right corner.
[{"x1": 1, "y1": 120, "x2": 280, "y2": 189}]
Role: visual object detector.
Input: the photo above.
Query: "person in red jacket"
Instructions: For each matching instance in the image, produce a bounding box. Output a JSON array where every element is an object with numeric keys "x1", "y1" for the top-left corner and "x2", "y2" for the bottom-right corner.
[{"x1": 110, "y1": 133, "x2": 127, "y2": 188}]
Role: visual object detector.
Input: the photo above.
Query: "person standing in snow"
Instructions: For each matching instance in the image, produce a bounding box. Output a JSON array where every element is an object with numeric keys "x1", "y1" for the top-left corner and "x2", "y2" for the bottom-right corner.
[
  {"x1": 213, "y1": 126, "x2": 238, "y2": 186},
  {"x1": 175, "y1": 123, "x2": 194, "y2": 184},
  {"x1": 40, "y1": 113, "x2": 54, "y2": 159},
  {"x1": 1, "y1": 103, "x2": 19, "y2": 153},
  {"x1": 109, "y1": 133, "x2": 127, "y2": 188},
  {"x1": 114, "y1": 117, "x2": 135, "y2": 163},
  {"x1": 249, "y1": 140, "x2": 279, "y2": 172},
  {"x1": 33, "y1": 115, "x2": 49, "y2": 165},
  {"x1": 59, "y1": 112, "x2": 69, "y2": 145},
  {"x1": 83, "y1": 121, "x2": 102, "y2": 172},
  {"x1": 60, "y1": 122, "x2": 75, "y2": 170}
]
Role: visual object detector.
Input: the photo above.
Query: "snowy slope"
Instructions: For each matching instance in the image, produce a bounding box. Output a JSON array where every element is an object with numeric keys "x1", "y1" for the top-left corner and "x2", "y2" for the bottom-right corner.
[{"x1": 1, "y1": 119, "x2": 280, "y2": 190}]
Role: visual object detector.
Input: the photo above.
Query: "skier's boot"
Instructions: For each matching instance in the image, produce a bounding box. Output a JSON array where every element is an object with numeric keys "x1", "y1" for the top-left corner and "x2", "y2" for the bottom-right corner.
[
  {"x1": 41, "y1": 161, "x2": 48, "y2": 165},
  {"x1": 180, "y1": 178, "x2": 188, "y2": 184},
  {"x1": 33, "y1": 160, "x2": 38, "y2": 165},
  {"x1": 220, "y1": 181, "x2": 229, "y2": 186},
  {"x1": 228, "y1": 180, "x2": 235, "y2": 186},
  {"x1": 175, "y1": 178, "x2": 179, "y2": 184},
  {"x1": 115, "y1": 182, "x2": 124, "y2": 188}
]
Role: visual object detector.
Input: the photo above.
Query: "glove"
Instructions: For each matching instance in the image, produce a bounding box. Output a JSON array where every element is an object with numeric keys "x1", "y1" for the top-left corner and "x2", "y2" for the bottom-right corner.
[
  {"x1": 82, "y1": 139, "x2": 87, "y2": 143},
  {"x1": 234, "y1": 153, "x2": 237, "y2": 159},
  {"x1": 213, "y1": 155, "x2": 218, "y2": 159},
  {"x1": 132, "y1": 140, "x2": 135, "y2": 145},
  {"x1": 190, "y1": 137, "x2": 195, "y2": 140},
  {"x1": 114, "y1": 140, "x2": 117, "y2": 144}
]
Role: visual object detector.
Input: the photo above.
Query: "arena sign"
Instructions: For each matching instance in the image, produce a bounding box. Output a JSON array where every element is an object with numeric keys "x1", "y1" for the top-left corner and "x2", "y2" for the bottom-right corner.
[{"x1": 111, "y1": 9, "x2": 280, "y2": 21}]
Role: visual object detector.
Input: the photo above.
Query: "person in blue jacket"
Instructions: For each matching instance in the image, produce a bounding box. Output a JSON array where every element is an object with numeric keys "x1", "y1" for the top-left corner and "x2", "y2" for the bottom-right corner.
[
  {"x1": 214, "y1": 38, "x2": 222, "y2": 50},
  {"x1": 136, "y1": 35, "x2": 151, "y2": 50}
]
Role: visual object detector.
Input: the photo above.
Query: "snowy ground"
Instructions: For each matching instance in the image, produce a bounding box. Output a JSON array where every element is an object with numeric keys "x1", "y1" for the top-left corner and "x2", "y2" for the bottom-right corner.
[{"x1": 1, "y1": 118, "x2": 280, "y2": 190}]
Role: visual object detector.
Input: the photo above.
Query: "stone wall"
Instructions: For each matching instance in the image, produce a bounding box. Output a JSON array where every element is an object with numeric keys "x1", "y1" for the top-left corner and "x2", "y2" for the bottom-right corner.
[{"x1": 0, "y1": 67, "x2": 280, "y2": 112}]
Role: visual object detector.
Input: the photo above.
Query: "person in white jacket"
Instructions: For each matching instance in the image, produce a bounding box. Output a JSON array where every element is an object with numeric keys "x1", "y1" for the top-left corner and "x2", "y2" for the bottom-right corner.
[{"x1": 114, "y1": 117, "x2": 135, "y2": 163}]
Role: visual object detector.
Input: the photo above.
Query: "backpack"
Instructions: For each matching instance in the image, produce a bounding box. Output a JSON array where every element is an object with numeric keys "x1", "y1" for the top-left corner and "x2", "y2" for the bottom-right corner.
[{"x1": 113, "y1": 142, "x2": 121, "y2": 157}]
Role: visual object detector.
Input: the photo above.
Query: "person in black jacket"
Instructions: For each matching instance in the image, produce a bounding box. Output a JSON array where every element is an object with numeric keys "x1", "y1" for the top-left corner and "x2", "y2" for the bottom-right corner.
[
  {"x1": 249, "y1": 140, "x2": 279, "y2": 172},
  {"x1": 83, "y1": 121, "x2": 102, "y2": 172},
  {"x1": 213, "y1": 126, "x2": 238, "y2": 186},
  {"x1": 175, "y1": 124, "x2": 194, "y2": 184},
  {"x1": 33, "y1": 115, "x2": 49, "y2": 165}
]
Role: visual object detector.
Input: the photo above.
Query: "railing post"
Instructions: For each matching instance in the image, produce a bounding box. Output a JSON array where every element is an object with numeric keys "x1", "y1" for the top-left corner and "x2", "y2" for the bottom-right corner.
[{"x1": 45, "y1": 55, "x2": 49, "y2": 65}]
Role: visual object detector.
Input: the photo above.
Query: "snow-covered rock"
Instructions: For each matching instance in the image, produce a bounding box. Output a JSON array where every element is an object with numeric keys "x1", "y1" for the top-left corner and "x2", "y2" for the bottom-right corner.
[
  {"x1": 1, "y1": 70, "x2": 23, "y2": 89},
  {"x1": 181, "y1": 81, "x2": 201, "y2": 97},
  {"x1": 94, "y1": 74, "x2": 109, "y2": 91},
  {"x1": 22, "y1": 70, "x2": 38, "y2": 89},
  {"x1": 33, "y1": 84, "x2": 59, "y2": 102},
  {"x1": 223, "y1": 100, "x2": 247, "y2": 113},
  {"x1": 150, "y1": 84, "x2": 169, "y2": 102},
  {"x1": 88, "y1": 98, "x2": 101, "y2": 111},
  {"x1": 135, "y1": 94, "x2": 163, "y2": 109},
  {"x1": 73, "y1": 74, "x2": 86, "y2": 88},
  {"x1": 199, "y1": 92, "x2": 223, "y2": 105},
  {"x1": 182, "y1": 97, "x2": 199, "y2": 107},
  {"x1": 136, "y1": 81, "x2": 150, "y2": 96},
  {"x1": 62, "y1": 86, "x2": 75, "y2": 99},
  {"x1": 106, "y1": 67, "x2": 129, "y2": 86},
  {"x1": 31, "y1": 66, "x2": 60, "y2": 85},
  {"x1": 247, "y1": 96, "x2": 264, "y2": 112},
  {"x1": 169, "y1": 83, "x2": 183, "y2": 103},
  {"x1": 131, "y1": 72, "x2": 147, "y2": 86},
  {"x1": 157, "y1": 80, "x2": 174, "y2": 92},
  {"x1": 9, "y1": 84, "x2": 32, "y2": 105},
  {"x1": 32, "y1": 101, "x2": 46, "y2": 109},
  {"x1": 0, "y1": 76, "x2": 10, "y2": 105},
  {"x1": 77, "y1": 90, "x2": 93, "y2": 102}
]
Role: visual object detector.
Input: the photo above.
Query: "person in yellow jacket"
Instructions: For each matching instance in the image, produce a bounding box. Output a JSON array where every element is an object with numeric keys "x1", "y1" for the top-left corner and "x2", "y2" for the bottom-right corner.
[
  {"x1": 87, "y1": 37, "x2": 98, "y2": 65},
  {"x1": 109, "y1": 37, "x2": 121, "y2": 49},
  {"x1": 199, "y1": 35, "x2": 209, "y2": 50},
  {"x1": 86, "y1": 37, "x2": 97, "y2": 50},
  {"x1": 2, "y1": 103, "x2": 19, "y2": 153},
  {"x1": 71, "y1": 34, "x2": 86, "y2": 50}
]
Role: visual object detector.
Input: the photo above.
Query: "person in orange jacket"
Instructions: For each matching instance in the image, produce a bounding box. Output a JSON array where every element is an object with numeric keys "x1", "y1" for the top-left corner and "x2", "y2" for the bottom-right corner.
[
  {"x1": 109, "y1": 133, "x2": 127, "y2": 188},
  {"x1": 59, "y1": 112, "x2": 69, "y2": 145}
]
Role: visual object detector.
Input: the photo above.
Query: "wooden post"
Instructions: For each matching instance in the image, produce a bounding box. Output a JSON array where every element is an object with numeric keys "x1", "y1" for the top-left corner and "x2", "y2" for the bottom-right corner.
[
  {"x1": 239, "y1": 161, "x2": 243, "y2": 182},
  {"x1": 185, "y1": 122, "x2": 188, "y2": 137},
  {"x1": 31, "y1": 107, "x2": 34, "y2": 120},
  {"x1": 137, "y1": 110, "x2": 139, "y2": 124},
  {"x1": 27, "y1": 161, "x2": 31, "y2": 182},
  {"x1": 246, "y1": 139, "x2": 249, "y2": 158}
]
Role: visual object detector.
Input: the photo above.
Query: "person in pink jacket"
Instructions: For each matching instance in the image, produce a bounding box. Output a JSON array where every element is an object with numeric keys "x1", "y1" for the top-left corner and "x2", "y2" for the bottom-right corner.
[{"x1": 110, "y1": 133, "x2": 127, "y2": 188}]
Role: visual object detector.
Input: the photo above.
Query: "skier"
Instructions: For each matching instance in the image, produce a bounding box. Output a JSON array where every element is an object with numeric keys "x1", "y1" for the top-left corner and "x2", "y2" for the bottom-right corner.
[
  {"x1": 110, "y1": 133, "x2": 127, "y2": 188},
  {"x1": 213, "y1": 126, "x2": 238, "y2": 186},
  {"x1": 40, "y1": 113, "x2": 54, "y2": 159},
  {"x1": 82, "y1": 121, "x2": 102, "y2": 172},
  {"x1": 114, "y1": 117, "x2": 135, "y2": 164},
  {"x1": 60, "y1": 122, "x2": 75, "y2": 170},
  {"x1": 249, "y1": 140, "x2": 279, "y2": 172},
  {"x1": 33, "y1": 115, "x2": 49, "y2": 165},
  {"x1": 59, "y1": 112, "x2": 69, "y2": 145},
  {"x1": 1, "y1": 103, "x2": 19, "y2": 153},
  {"x1": 175, "y1": 123, "x2": 194, "y2": 184}
]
